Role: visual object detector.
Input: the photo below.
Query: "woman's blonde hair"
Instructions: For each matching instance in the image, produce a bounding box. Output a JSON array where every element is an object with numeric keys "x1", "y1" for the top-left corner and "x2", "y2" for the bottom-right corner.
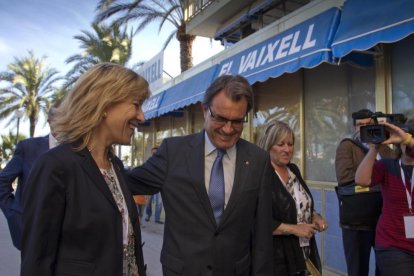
[
  {"x1": 257, "y1": 120, "x2": 295, "y2": 152},
  {"x1": 52, "y1": 63, "x2": 150, "y2": 150}
]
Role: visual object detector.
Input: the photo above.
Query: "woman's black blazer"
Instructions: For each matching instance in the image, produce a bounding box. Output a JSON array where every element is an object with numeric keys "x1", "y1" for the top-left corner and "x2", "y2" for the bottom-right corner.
[
  {"x1": 271, "y1": 163, "x2": 321, "y2": 275},
  {"x1": 21, "y1": 143, "x2": 146, "y2": 276}
]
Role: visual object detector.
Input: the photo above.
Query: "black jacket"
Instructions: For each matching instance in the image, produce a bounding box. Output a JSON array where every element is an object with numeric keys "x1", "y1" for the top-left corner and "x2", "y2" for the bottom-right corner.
[
  {"x1": 128, "y1": 132, "x2": 274, "y2": 276},
  {"x1": 21, "y1": 143, "x2": 146, "y2": 276},
  {"x1": 0, "y1": 136, "x2": 49, "y2": 249},
  {"x1": 272, "y1": 163, "x2": 321, "y2": 275}
]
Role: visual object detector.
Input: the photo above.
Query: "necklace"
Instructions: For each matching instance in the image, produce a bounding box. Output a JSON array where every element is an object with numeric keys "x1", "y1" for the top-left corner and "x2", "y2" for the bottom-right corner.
[{"x1": 274, "y1": 166, "x2": 289, "y2": 183}]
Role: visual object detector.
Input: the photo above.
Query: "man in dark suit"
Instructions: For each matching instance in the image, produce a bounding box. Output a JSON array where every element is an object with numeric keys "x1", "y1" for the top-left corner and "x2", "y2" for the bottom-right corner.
[
  {"x1": 0, "y1": 111, "x2": 57, "y2": 250},
  {"x1": 128, "y1": 75, "x2": 275, "y2": 275}
]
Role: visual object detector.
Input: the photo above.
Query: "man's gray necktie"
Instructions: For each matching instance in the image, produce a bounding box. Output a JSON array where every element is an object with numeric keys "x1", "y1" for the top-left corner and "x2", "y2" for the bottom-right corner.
[{"x1": 209, "y1": 148, "x2": 226, "y2": 224}]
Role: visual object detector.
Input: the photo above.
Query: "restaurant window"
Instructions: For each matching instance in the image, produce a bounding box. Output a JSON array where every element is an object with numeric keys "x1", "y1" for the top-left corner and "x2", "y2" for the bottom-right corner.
[
  {"x1": 171, "y1": 111, "x2": 187, "y2": 137},
  {"x1": 391, "y1": 35, "x2": 414, "y2": 119},
  {"x1": 131, "y1": 130, "x2": 144, "y2": 167},
  {"x1": 155, "y1": 116, "x2": 171, "y2": 146},
  {"x1": 133, "y1": 122, "x2": 154, "y2": 165},
  {"x1": 253, "y1": 73, "x2": 302, "y2": 167},
  {"x1": 189, "y1": 104, "x2": 204, "y2": 134},
  {"x1": 304, "y1": 63, "x2": 375, "y2": 182}
]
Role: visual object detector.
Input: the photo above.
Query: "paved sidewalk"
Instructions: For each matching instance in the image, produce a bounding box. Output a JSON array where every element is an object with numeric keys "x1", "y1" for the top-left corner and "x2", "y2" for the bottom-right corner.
[
  {"x1": 0, "y1": 211, "x2": 20, "y2": 276},
  {"x1": 140, "y1": 219, "x2": 164, "y2": 276},
  {"x1": 0, "y1": 211, "x2": 164, "y2": 276}
]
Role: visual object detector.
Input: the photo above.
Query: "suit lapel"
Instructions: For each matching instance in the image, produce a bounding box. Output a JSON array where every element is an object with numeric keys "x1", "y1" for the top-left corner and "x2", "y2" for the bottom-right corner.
[
  {"x1": 186, "y1": 132, "x2": 217, "y2": 226},
  {"x1": 76, "y1": 148, "x2": 118, "y2": 209},
  {"x1": 220, "y1": 140, "x2": 251, "y2": 224}
]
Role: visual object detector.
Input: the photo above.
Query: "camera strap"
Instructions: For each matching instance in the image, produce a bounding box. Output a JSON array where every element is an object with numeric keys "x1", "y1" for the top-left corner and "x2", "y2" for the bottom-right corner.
[
  {"x1": 399, "y1": 159, "x2": 414, "y2": 214},
  {"x1": 341, "y1": 138, "x2": 369, "y2": 154},
  {"x1": 399, "y1": 159, "x2": 414, "y2": 239}
]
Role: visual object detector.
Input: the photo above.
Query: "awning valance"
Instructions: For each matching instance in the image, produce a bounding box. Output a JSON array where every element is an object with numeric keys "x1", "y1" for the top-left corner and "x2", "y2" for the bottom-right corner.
[
  {"x1": 142, "y1": 91, "x2": 165, "y2": 120},
  {"x1": 156, "y1": 65, "x2": 219, "y2": 116},
  {"x1": 332, "y1": 0, "x2": 414, "y2": 58}
]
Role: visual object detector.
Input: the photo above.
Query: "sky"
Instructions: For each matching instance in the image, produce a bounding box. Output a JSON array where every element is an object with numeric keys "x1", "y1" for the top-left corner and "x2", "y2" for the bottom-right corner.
[{"x1": 0, "y1": 0, "x2": 224, "y2": 137}]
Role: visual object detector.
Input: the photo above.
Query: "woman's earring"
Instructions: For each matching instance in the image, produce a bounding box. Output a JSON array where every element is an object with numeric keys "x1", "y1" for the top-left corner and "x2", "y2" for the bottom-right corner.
[{"x1": 103, "y1": 112, "x2": 107, "y2": 118}]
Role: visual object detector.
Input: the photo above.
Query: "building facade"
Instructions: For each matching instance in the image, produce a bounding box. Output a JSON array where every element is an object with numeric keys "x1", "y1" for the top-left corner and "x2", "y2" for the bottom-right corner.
[{"x1": 134, "y1": 0, "x2": 414, "y2": 274}]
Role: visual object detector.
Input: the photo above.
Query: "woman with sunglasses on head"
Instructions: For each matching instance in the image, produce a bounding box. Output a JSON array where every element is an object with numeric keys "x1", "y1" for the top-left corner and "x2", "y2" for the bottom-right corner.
[
  {"x1": 355, "y1": 120, "x2": 414, "y2": 276},
  {"x1": 257, "y1": 120, "x2": 327, "y2": 276},
  {"x1": 21, "y1": 63, "x2": 150, "y2": 276}
]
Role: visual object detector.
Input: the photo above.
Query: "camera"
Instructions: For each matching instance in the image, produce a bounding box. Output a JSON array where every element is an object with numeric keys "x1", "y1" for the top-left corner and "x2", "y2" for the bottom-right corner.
[{"x1": 359, "y1": 112, "x2": 411, "y2": 144}]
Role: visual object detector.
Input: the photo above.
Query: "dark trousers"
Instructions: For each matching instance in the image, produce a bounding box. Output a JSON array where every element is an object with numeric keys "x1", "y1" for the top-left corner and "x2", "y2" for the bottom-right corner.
[
  {"x1": 342, "y1": 228, "x2": 380, "y2": 276},
  {"x1": 375, "y1": 247, "x2": 414, "y2": 276}
]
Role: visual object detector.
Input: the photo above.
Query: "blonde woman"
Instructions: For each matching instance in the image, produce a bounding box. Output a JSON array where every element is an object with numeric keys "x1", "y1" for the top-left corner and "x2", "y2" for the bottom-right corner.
[
  {"x1": 21, "y1": 63, "x2": 150, "y2": 276},
  {"x1": 258, "y1": 120, "x2": 327, "y2": 276}
]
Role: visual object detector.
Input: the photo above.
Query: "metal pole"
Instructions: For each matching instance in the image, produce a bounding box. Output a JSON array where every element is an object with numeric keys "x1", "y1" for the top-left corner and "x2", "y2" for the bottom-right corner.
[
  {"x1": 118, "y1": 145, "x2": 122, "y2": 159},
  {"x1": 15, "y1": 109, "x2": 23, "y2": 144},
  {"x1": 15, "y1": 117, "x2": 20, "y2": 144}
]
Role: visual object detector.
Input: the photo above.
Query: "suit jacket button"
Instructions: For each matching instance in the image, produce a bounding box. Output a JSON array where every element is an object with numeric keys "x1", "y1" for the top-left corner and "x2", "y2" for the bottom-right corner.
[
  {"x1": 207, "y1": 265, "x2": 212, "y2": 270},
  {"x1": 214, "y1": 231, "x2": 219, "y2": 236}
]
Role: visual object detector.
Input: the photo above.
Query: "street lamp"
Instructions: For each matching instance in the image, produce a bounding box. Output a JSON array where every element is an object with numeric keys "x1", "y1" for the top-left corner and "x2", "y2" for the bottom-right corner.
[{"x1": 15, "y1": 109, "x2": 23, "y2": 144}]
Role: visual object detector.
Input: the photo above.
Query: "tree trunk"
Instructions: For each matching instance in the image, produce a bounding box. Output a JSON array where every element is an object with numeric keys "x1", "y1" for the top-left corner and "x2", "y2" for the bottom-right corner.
[
  {"x1": 29, "y1": 115, "x2": 36, "y2": 138},
  {"x1": 177, "y1": 24, "x2": 196, "y2": 72}
]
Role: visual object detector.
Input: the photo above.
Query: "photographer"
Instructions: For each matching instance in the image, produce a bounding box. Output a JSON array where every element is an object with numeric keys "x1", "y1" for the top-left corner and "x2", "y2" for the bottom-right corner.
[
  {"x1": 335, "y1": 109, "x2": 396, "y2": 276},
  {"x1": 355, "y1": 121, "x2": 414, "y2": 276}
]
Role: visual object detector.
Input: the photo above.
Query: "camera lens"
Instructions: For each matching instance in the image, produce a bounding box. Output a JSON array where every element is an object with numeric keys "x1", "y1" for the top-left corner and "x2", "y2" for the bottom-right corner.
[{"x1": 369, "y1": 129, "x2": 382, "y2": 138}]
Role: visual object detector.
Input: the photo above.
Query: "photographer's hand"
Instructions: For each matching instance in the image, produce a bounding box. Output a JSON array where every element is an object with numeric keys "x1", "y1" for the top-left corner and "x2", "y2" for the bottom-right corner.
[{"x1": 381, "y1": 122, "x2": 413, "y2": 146}]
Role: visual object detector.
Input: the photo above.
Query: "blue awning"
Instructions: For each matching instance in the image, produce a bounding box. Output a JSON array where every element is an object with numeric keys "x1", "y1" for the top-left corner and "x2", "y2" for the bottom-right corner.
[
  {"x1": 214, "y1": 0, "x2": 274, "y2": 42},
  {"x1": 332, "y1": 0, "x2": 414, "y2": 58},
  {"x1": 157, "y1": 65, "x2": 219, "y2": 116},
  {"x1": 144, "y1": 6, "x2": 342, "y2": 119},
  {"x1": 216, "y1": 7, "x2": 341, "y2": 84},
  {"x1": 142, "y1": 91, "x2": 165, "y2": 120}
]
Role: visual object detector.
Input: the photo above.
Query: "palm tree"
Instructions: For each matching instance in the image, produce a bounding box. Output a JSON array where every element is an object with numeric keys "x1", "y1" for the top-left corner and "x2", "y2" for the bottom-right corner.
[
  {"x1": 0, "y1": 131, "x2": 27, "y2": 168},
  {"x1": 95, "y1": 0, "x2": 196, "y2": 72},
  {"x1": 0, "y1": 51, "x2": 62, "y2": 137},
  {"x1": 65, "y1": 22, "x2": 134, "y2": 87},
  {"x1": 50, "y1": 87, "x2": 69, "y2": 107}
]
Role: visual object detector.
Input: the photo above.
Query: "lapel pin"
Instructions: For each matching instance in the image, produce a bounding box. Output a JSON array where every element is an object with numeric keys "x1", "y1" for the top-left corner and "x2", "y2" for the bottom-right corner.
[{"x1": 244, "y1": 160, "x2": 249, "y2": 165}]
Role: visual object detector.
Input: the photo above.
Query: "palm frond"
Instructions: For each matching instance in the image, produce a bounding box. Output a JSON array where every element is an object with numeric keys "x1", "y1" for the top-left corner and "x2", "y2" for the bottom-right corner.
[
  {"x1": 95, "y1": 0, "x2": 193, "y2": 72},
  {"x1": 162, "y1": 30, "x2": 177, "y2": 50},
  {"x1": 0, "y1": 51, "x2": 61, "y2": 136}
]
